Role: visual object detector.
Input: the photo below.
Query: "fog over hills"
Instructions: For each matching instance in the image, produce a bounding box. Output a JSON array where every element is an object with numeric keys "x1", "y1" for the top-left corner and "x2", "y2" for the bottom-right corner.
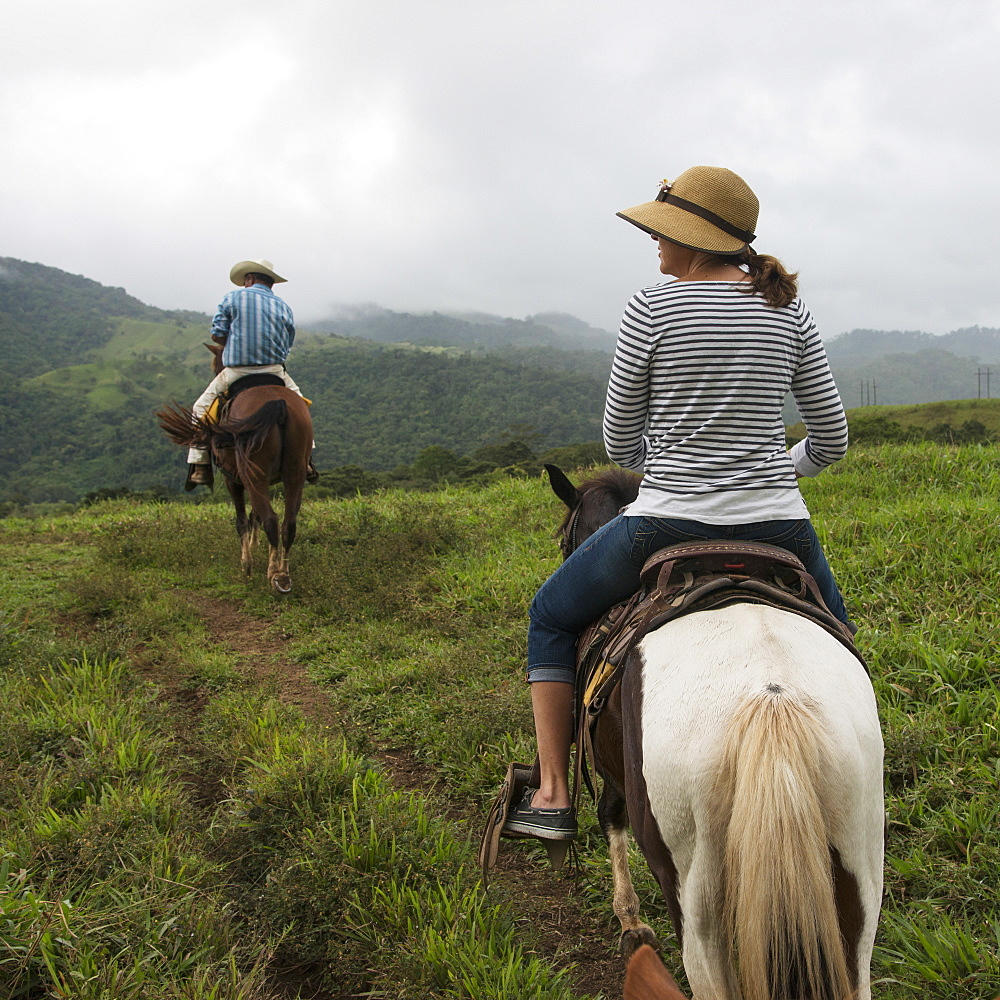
[{"x1": 299, "y1": 305, "x2": 615, "y2": 352}]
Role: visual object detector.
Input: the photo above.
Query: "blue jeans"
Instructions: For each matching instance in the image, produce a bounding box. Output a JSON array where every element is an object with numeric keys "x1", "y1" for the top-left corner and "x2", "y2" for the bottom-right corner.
[{"x1": 527, "y1": 515, "x2": 849, "y2": 684}]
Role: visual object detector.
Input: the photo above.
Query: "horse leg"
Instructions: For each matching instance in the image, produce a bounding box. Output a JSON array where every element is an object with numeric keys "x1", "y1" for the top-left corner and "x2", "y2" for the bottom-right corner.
[
  {"x1": 601, "y1": 785, "x2": 659, "y2": 958},
  {"x1": 675, "y1": 845, "x2": 737, "y2": 1000},
  {"x1": 271, "y1": 471, "x2": 303, "y2": 594},
  {"x1": 261, "y1": 508, "x2": 283, "y2": 592},
  {"x1": 594, "y1": 695, "x2": 659, "y2": 958},
  {"x1": 247, "y1": 514, "x2": 258, "y2": 566},
  {"x1": 244, "y1": 481, "x2": 282, "y2": 591},
  {"x1": 227, "y1": 481, "x2": 253, "y2": 576}
]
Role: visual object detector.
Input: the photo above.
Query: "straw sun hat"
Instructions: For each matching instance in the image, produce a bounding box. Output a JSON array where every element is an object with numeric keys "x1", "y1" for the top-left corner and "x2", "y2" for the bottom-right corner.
[
  {"x1": 617, "y1": 166, "x2": 759, "y2": 255},
  {"x1": 229, "y1": 258, "x2": 287, "y2": 285}
]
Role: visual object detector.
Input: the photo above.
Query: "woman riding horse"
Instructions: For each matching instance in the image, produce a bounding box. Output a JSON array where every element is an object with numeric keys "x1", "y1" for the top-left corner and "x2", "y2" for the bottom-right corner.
[{"x1": 504, "y1": 165, "x2": 852, "y2": 841}]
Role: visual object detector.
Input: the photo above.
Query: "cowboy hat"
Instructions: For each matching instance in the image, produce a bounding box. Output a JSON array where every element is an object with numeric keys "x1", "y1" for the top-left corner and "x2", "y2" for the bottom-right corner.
[
  {"x1": 229, "y1": 258, "x2": 287, "y2": 285},
  {"x1": 617, "y1": 166, "x2": 758, "y2": 255}
]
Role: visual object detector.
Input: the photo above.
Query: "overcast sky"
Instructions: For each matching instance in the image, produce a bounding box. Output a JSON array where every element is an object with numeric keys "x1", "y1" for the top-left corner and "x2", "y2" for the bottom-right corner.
[{"x1": 4, "y1": 0, "x2": 999, "y2": 338}]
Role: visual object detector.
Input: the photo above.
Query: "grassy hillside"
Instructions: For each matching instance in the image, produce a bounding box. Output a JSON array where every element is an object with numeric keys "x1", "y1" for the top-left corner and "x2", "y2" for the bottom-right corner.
[
  {"x1": 786, "y1": 397, "x2": 1000, "y2": 441},
  {"x1": 1, "y1": 443, "x2": 999, "y2": 997},
  {"x1": 849, "y1": 397, "x2": 1000, "y2": 432},
  {"x1": 94, "y1": 317, "x2": 211, "y2": 365}
]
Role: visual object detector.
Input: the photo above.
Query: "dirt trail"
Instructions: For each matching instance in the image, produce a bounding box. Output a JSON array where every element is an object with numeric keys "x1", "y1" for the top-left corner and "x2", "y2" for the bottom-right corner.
[{"x1": 189, "y1": 594, "x2": 629, "y2": 1000}]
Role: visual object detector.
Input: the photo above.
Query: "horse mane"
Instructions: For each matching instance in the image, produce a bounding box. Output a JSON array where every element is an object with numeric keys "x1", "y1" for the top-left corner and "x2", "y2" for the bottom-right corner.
[
  {"x1": 556, "y1": 467, "x2": 641, "y2": 544},
  {"x1": 576, "y1": 467, "x2": 641, "y2": 506}
]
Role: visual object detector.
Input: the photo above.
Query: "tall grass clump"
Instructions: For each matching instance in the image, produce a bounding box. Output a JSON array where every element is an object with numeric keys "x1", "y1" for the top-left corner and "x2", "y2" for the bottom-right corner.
[
  {"x1": 197, "y1": 688, "x2": 586, "y2": 998},
  {"x1": 0, "y1": 644, "x2": 280, "y2": 998}
]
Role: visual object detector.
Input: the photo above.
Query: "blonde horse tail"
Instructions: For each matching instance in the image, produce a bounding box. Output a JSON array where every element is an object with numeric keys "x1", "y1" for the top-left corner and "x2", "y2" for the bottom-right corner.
[{"x1": 715, "y1": 688, "x2": 852, "y2": 1000}]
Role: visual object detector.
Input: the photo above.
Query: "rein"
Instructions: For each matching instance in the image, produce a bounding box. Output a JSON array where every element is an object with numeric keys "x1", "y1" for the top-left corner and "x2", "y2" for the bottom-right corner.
[{"x1": 561, "y1": 504, "x2": 584, "y2": 558}]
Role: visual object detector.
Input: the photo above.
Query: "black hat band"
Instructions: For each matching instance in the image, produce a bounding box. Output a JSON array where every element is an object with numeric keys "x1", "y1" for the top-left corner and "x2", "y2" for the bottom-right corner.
[{"x1": 657, "y1": 192, "x2": 756, "y2": 244}]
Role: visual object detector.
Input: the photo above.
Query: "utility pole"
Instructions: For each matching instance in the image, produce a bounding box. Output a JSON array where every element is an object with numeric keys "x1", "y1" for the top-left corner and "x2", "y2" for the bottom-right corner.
[{"x1": 978, "y1": 366, "x2": 992, "y2": 399}]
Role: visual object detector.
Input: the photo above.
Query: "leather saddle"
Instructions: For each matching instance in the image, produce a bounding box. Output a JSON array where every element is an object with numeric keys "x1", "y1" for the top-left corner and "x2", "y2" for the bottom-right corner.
[
  {"x1": 572, "y1": 540, "x2": 864, "y2": 800},
  {"x1": 578, "y1": 539, "x2": 861, "y2": 711},
  {"x1": 207, "y1": 372, "x2": 287, "y2": 424}
]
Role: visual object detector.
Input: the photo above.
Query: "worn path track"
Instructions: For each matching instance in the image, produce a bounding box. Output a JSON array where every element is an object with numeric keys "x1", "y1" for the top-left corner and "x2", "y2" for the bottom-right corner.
[{"x1": 186, "y1": 594, "x2": 631, "y2": 999}]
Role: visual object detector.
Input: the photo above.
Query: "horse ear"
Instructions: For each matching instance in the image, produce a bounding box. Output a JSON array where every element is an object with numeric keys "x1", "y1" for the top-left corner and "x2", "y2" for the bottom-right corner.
[
  {"x1": 624, "y1": 945, "x2": 688, "y2": 1000},
  {"x1": 544, "y1": 464, "x2": 582, "y2": 508}
]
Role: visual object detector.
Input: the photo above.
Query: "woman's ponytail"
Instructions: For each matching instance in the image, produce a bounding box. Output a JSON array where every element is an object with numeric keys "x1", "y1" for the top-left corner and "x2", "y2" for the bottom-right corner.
[{"x1": 736, "y1": 249, "x2": 798, "y2": 308}]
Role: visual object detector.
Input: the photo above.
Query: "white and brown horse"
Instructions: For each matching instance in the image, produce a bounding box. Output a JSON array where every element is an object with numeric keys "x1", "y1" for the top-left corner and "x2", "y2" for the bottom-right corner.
[{"x1": 548, "y1": 465, "x2": 884, "y2": 1000}]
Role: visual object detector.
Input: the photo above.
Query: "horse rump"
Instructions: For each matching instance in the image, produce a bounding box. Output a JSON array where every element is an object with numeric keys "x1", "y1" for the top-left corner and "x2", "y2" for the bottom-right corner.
[
  {"x1": 215, "y1": 398, "x2": 289, "y2": 483},
  {"x1": 215, "y1": 398, "x2": 287, "y2": 450},
  {"x1": 156, "y1": 398, "x2": 288, "y2": 483}
]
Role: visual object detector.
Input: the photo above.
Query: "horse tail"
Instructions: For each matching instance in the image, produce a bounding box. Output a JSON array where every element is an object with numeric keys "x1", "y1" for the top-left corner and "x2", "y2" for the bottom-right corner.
[
  {"x1": 155, "y1": 402, "x2": 212, "y2": 449},
  {"x1": 216, "y1": 399, "x2": 288, "y2": 483},
  {"x1": 714, "y1": 688, "x2": 852, "y2": 1000}
]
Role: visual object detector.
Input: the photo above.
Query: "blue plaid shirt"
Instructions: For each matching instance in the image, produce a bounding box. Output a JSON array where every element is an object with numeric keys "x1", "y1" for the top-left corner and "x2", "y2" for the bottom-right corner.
[{"x1": 213, "y1": 283, "x2": 296, "y2": 367}]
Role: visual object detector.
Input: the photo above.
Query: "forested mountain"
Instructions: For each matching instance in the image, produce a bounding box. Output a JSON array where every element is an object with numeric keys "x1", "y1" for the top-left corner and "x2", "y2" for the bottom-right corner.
[
  {"x1": 825, "y1": 326, "x2": 1000, "y2": 368},
  {"x1": 2, "y1": 256, "x2": 998, "y2": 504},
  {"x1": 293, "y1": 345, "x2": 604, "y2": 469},
  {"x1": 0, "y1": 257, "x2": 205, "y2": 377},
  {"x1": 0, "y1": 259, "x2": 611, "y2": 503},
  {"x1": 824, "y1": 326, "x2": 1000, "y2": 408}
]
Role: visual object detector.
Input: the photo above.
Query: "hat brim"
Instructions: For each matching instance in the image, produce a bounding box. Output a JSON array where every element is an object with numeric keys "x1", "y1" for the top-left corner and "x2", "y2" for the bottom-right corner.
[
  {"x1": 617, "y1": 202, "x2": 749, "y2": 255},
  {"x1": 230, "y1": 260, "x2": 287, "y2": 285}
]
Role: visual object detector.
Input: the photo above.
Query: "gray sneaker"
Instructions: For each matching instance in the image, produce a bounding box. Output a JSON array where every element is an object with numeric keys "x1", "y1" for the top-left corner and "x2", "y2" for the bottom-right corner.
[{"x1": 503, "y1": 789, "x2": 577, "y2": 840}]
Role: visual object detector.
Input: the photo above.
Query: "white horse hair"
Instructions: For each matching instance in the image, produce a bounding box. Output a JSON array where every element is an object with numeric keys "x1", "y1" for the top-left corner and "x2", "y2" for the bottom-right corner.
[{"x1": 625, "y1": 602, "x2": 883, "y2": 1000}]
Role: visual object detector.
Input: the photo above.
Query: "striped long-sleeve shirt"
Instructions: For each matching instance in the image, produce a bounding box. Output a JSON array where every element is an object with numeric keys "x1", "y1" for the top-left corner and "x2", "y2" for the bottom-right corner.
[
  {"x1": 603, "y1": 281, "x2": 847, "y2": 523},
  {"x1": 214, "y1": 283, "x2": 296, "y2": 368}
]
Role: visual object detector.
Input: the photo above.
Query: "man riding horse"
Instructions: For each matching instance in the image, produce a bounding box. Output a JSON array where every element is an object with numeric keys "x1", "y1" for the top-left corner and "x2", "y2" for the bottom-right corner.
[{"x1": 185, "y1": 257, "x2": 319, "y2": 490}]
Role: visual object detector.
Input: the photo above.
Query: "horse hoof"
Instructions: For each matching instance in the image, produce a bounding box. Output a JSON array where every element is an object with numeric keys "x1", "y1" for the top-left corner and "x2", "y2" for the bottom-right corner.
[
  {"x1": 619, "y1": 926, "x2": 659, "y2": 960},
  {"x1": 270, "y1": 575, "x2": 292, "y2": 594}
]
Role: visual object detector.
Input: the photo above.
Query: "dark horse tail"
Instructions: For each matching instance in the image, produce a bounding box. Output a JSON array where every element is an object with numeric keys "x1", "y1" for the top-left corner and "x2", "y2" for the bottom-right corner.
[
  {"x1": 155, "y1": 399, "x2": 288, "y2": 485},
  {"x1": 214, "y1": 399, "x2": 288, "y2": 484}
]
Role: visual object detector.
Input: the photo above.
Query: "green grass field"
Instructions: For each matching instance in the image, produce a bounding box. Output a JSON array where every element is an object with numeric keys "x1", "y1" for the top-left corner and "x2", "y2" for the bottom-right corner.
[{"x1": 1, "y1": 443, "x2": 998, "y2": 997}]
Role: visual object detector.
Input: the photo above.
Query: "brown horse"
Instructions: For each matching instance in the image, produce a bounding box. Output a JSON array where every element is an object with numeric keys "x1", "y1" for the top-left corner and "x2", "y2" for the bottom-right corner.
[
  {"x1": 624, "y1": 945, "x2": 688, "y2": 1000},
  {"x1": 157, "y1": 343, "x2": 313, "y2": 593},
  {"x1": 546, "y1": 464, "x2": 884, "y2": 1000}
]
